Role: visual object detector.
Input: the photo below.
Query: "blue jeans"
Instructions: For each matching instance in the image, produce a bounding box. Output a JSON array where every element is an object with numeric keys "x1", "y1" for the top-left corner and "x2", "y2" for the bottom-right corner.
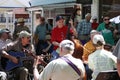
[{"x1": 50, "y1": 50, "x2": 59, "y2": 61}]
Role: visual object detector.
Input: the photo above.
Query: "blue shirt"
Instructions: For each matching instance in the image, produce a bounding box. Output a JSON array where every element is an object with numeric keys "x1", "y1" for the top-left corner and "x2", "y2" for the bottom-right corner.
[
  {"x1": 35, "y1": 23, "x2": 52, "y2": 40},
  {"x1": 77, "y1": 19, "x2": 92, "y2": 35}
]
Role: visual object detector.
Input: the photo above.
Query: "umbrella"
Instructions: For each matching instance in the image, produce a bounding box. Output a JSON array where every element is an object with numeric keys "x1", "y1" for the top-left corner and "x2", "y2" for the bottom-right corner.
[{"x1": 110, "y1": 15, "x2": 120, "y2": 24}]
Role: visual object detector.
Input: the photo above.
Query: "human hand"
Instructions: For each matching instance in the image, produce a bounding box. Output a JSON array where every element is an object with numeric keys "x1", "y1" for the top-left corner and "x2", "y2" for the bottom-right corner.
[
  {"x1": 69, "y1": 19, "x2": 74, "y2": 26},
  {"x1": 33, "y1": 56, "x2": 43, "y2": 67},
  {"x1": 11, "y1": 56, "x2": 18, "y2": 64}
]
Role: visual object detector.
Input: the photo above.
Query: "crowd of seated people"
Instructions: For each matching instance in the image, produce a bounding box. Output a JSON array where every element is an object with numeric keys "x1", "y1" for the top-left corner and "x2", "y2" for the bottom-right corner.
[{"x1": 0, "y1": 13, "x2": 120, "y2": 80}]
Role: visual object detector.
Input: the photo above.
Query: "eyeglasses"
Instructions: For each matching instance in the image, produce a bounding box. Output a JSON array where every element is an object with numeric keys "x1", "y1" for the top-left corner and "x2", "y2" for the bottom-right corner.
[
  {"x1": 104, "y1": 19, "x2": 110, "y2": 21},
  {"x1": 27, "y1": 37, "x2": 31, "y2": 39}
]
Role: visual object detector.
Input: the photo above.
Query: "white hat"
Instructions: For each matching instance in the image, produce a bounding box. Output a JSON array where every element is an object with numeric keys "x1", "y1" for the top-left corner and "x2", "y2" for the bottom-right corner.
[
  {"x1": 90, "y1": 30, "x2": 98, "y2": 34},
  {"x1": 18, "y1": 31, "x2": 31, "y2": 38},
  {"x1": 59, "y1": 40, "x2": 75, "y2": 50},
  {"x1": 92, "y1": 16, "x2": 97, "y2": 19},
  {"x1": 93, "y1": 34, "x2": 105, "y2": 45}
]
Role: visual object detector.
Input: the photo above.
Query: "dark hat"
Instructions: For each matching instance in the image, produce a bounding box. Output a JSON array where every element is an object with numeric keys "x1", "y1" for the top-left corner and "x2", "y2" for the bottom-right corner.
[{"x1": 56, "y1": 16, "x2": 64, "y2": 22}]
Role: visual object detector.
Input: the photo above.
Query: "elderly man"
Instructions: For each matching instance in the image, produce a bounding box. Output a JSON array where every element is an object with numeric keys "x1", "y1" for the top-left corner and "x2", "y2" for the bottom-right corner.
[
  {"x1": 82, "y1": 30, "x2": 100, "y2": 80},
  {"x1": 88, "y1": 34, "x2": 117, "y2": 80},
  {"x1": 0, "y1": 30, "x2": 35, "y2": 80},
  {"x1": 77, "y1": 13, "x2": 92, "y2": 45},
  {"x1": 33, "y1": 40, "x2": 85, "y2": 80}
]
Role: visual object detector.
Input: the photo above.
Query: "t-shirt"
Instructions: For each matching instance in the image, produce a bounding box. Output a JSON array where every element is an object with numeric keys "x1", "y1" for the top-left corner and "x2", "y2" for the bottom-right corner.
[
  {"x1": 97, "y1": 22, "x2": 115, "y2": 45},
  {"x1": 51, "y1": 26, "x2": 73, "y2": 50}
]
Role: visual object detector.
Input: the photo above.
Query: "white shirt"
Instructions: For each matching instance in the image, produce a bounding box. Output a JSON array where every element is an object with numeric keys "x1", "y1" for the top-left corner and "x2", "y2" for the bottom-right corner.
[
  {"x1": 0, "y1": 39, "x2": 12, "y2": 70},
  {"x1": 88, "y1": 49, "x2": 117, "y2": 80},
  {"x1": 38, "y1": 54, "x2": 85, "y2": 80},
  {"x1": 0, "y1": 39, "x2": 12, "y2": 49}
]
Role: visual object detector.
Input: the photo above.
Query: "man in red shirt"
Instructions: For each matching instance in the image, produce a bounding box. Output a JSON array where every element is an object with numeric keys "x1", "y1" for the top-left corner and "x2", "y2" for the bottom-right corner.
[
  {"x1": 50, "y1": 15, "x2": 77, "y2": 60},
  {"x1": 91, "y1": 16, "x2": 99, "y2": 30}
]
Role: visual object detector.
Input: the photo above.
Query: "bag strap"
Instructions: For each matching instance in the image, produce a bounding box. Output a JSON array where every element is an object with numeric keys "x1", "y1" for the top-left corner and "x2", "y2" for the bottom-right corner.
[{"x1": 61, "y1": 57, "x2": 81, "y2": 76}]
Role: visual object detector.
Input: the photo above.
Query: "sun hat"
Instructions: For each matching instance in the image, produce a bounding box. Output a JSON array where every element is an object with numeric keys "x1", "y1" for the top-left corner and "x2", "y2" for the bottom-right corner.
[
  {"x1": 17, "y1": 18, "x2": 24, "y2": 23},
  {"x1": 18, "y1": 31, "x2": 31, "y2": 38}
]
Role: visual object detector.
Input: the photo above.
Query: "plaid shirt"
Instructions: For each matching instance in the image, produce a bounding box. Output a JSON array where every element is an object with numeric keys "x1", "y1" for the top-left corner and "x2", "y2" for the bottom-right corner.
[
  {"x1": 77, "y1": 19, "x2": 92, "y2": 35},
  {"x1": 88, "y1": 49, "x2": 117, "y2": 80}
]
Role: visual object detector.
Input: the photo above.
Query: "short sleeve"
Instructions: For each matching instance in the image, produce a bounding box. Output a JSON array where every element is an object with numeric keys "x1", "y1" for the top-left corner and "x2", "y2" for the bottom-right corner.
[{"x1": 113, "y1": 39, "x2": 120, "y2": 59}]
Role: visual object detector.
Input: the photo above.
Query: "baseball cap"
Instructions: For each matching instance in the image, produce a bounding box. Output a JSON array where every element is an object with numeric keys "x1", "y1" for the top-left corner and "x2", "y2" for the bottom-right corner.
[
  {"x1": 56, "y1": 15, "x2": 64, "y2": 22},
  {"x1": 59, "y1": 40, "x2": 75, "y2": 50},
  {"x1": 90, "y1": 30, "x2": 98, "y2": 34},
  {"x1": 18, "y1": 31, "x2": 31, "y2": 38},
  {"x1": 0, "y1": 28, "x2": 10, "y2": 34},
  {"x1": 93, "y1": 34, "x2": 105, "y2": 45},
  {"x1": 92, "y1": 16, "x2": 97, "y2": 20}
]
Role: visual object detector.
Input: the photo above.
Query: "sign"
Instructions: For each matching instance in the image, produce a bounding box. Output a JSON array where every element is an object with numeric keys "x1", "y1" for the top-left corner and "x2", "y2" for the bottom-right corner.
[
  {"x1": 15, "y1": 14, "x2": 29, "y2": 19},
  {"x1": 76, "y1": 0, "x2": 92, "y2": 4}
]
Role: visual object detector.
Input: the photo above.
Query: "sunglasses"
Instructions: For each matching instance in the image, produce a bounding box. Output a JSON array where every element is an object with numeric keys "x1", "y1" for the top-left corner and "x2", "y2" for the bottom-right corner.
[{"x1": 104, "y1": 19, "x2": 110, "y2": 21}]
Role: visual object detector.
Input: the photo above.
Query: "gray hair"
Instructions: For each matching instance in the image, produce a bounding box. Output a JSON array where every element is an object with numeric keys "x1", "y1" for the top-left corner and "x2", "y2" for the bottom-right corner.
[
  {"x1": 59, "y1": 40, "x2": 75, "y2": 51},
  {"x1": 85, "y1": 13, "x2": 91, "y2": 18}
]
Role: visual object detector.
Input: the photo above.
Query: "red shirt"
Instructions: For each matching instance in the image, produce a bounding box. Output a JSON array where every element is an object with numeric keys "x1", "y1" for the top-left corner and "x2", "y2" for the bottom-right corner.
[
  {"x1": 51, "y1": 25, "x2": 73, "y2": 50},
  {"x1": 92, "y1": 22, "x2": 99, "y2": 30}
]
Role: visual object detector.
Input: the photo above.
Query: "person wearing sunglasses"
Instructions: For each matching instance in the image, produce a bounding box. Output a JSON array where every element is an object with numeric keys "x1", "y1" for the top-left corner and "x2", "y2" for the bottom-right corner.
[{"x1": 97, "y1": 15, "x2": 116, "y2": 47}]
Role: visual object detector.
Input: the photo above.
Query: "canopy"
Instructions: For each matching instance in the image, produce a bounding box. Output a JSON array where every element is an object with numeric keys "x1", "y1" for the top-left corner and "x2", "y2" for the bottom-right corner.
[
  {"x1": 30, "y1": 0, "x2": 75, "y2": 6},
  {"x1": 110, "y1": 15, "x2": 120, "y2": 24},
  {"x1": 0, "y1": 0, "x2": 30, "y2": 8}
]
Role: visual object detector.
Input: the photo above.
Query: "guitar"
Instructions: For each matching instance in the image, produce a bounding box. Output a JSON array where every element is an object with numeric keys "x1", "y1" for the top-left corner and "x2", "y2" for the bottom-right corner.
[{"x1": 5, "y1": 51, "x2": 33, "y2": 71}]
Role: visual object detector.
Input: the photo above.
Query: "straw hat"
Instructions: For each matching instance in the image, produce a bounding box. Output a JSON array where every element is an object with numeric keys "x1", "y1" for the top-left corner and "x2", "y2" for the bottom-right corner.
[{"x1": 18, "y1": 18, "x2": 24, "y2": 23}]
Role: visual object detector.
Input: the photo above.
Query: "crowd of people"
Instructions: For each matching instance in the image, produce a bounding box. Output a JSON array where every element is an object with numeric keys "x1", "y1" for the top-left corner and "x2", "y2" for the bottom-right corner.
[{"x1": 0, "y1": 10, "x2": 120, "y2": 80}]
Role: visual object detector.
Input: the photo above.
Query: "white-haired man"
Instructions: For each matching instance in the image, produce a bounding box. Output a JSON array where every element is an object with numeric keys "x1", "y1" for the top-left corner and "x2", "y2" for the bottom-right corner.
[
  {"x1": 33, "y1": 40, "x2": 85, "y2": 80},
  {"x1": 77, "y1": 13, "x2": 92, "y2": 45},
  {"x1": 88, "y1": 34, "x2": 117, "y2": 80}
]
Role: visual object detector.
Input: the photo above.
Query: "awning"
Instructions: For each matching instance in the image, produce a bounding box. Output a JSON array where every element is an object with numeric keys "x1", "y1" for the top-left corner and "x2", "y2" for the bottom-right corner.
[
  {"x1": 30, "y1": 0, "x2": 76, "y2": 6},
  {"x1": 0, "y1": 0, "x2": 30, "y2": 8}
]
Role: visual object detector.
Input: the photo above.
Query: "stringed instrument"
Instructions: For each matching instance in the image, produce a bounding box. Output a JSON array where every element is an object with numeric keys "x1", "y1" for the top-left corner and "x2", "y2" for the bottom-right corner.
[
  {"x1": 22, "y1": 48, "x2": 48, "y2": 67},
  {"x1": 5, "y1": 48, "x2": 48, "y2": 72}
]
